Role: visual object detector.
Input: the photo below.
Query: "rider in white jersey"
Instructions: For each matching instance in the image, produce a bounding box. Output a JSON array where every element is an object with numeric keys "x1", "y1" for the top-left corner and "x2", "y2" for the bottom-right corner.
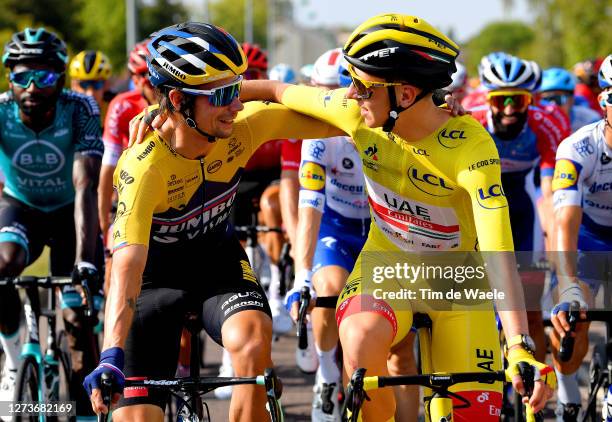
[
  {"x1": 550, "y1": 54, "x2": 612, "y2": 421},
  {"x1": 285, "y1": 49, "x2": 370, "y2": 422}
]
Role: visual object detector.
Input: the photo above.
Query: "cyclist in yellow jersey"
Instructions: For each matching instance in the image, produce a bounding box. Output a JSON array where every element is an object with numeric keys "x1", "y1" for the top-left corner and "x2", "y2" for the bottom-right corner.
[
  {"x1": 83, "y1": 23, "x2": 337, "y2": 422},
  {"x1": 69, "y1": 50, "x2": 112, "y2": 119},
  {"x1": 241, "y1": 13, "x2": 555, "y2": 421}
]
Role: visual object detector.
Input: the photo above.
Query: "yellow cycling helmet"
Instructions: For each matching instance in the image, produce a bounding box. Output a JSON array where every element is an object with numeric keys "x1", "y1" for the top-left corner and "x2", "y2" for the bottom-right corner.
[
  {"x1": 343, "y1": 13, "x2": 459, "y2": 90},
  {"x1": 69, "y1": 50, "x2": 112, "y2": 80}
]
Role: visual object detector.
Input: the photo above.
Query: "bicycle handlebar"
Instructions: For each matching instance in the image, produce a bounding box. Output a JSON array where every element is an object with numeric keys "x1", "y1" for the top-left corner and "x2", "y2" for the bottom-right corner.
[
  {"x1": 297, "y1": 287, "x2": 310, "y2": 350},
  {"x1": 517, "y1": 362, "x2": 544, "y2": 422},
  {"x1": 559, "y1": 301, "x2": 581, "y2": 362}
]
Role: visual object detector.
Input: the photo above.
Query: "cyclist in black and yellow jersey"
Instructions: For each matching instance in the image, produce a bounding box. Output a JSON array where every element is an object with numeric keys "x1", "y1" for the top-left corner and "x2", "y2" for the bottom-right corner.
[
  {"x1": 241, "y1": 13, "x2": 556, "y2": 421},
  {"x1": 83, "y1": 22, "x2": 338, "y2": 422}
]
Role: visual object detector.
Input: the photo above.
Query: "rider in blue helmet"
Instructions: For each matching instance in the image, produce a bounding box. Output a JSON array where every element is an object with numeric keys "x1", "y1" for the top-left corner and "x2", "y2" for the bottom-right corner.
[
  {"x1": 269, "y1": 63, "x2": 296, "y2": 84},
  {"x1": 538, "y1": 68, "x2": 599, "y2": 132}
]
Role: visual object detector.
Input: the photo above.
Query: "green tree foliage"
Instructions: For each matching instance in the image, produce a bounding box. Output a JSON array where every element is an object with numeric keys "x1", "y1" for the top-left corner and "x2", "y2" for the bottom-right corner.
[
  {"x1": 139, "y1": 0, "x2": 189, "y2": 41},
  {"x1": 464, "y1": 21, "x2": 535, "y2": 75},
  {"x1": 496, "y1": 0, "x2": 611, "y2": 69},
  {"x1": 208, "y1": 0, "x2": 269, "y2": 47}
]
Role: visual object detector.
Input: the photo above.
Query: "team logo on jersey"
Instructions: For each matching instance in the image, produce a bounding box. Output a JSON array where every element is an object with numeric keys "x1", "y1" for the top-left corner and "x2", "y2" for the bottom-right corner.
[
  {"x1": 573, "y1": 138, "x2": 594, "y2": 157},
  {"x1": 342, "y1": 157, "x2": 354, "y2": 169},
  {"x1": 475, "y1": 184, "x2": 507, "y2": 209},
  {"x1": 363, "y1": 144, "x2": 378, "y2": 160},
  {"x1": 601, "y1": 152, "x2": 611, "y2": 165},
  {"x1": 412, "y1": 147, "x2": 429, "y2": 156},
  {"x1": 299, "y1": 161, "x2": 325, "y2": 191},
  {"x1": 207, "y1": 160, "x2": 222, "y2": 173},
  {"x1": 407, "y1": 166, "x2": 454, "y2": 197},
  {"x1": 12, "y1": 140, "x2": 66, "y2": 177},
  {"x1": 552, "y1": 159, "x2": 581, "y2": 191},
  {"x1": 308, "y1": 141, "x2": 326, "y2": 160},
  {"x1": 437, "y1": 128, "x2": 467, "y2": 149}
]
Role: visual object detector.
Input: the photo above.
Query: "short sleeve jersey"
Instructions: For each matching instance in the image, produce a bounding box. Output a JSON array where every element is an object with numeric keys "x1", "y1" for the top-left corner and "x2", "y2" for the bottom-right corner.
[
  {"x1": 102, "y1": 90, "x2": 148, "y2": 167},
  {"x1": 112, "y1": 101, "x2": 335, "y2": 277},
  {"x1": 552, "y1": 120, "x2": 612, "y2": 230},
  {"x1": 282, "y1": 86, "x2": 514, "y2": 252},
  {"x1": 0, "y1": 90, "x2": 103, "y2": 211}
]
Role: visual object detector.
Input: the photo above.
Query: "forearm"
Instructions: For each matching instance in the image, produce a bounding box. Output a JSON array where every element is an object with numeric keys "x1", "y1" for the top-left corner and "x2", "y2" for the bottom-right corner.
[
  {"x1": 103, "y1": 245, "x2": 146, "y2": 349},
  {"x1": 554, "y1": 206, "x2": 582, "y2": 287},
  {"x1": 484, "y1": 252, "x2": 529, "y2": 337},
  {"x1": 279, "y1": 172, "x2": 299, "y2": 247},
  {"x1": 75, "y1": 183, "x2": 99, "y2": 263},
  {"x1": 98, "y1": 165, "x2": 116, "y2": 235},
  {"x1": 241, "y1": 79, "x2": 289, "y2": 103},
  {"x1": 295, "y1": 207, "x2": 322, "y2": 273}
]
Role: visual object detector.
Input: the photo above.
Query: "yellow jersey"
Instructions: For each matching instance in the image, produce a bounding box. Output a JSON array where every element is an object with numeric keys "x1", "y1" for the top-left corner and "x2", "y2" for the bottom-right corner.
[
  {"x1": 111, "y1": 101, "x2": 334, "y2": 276},
  {"x1": 282, "y1": 86, "x2": 514, "y2": 252}
]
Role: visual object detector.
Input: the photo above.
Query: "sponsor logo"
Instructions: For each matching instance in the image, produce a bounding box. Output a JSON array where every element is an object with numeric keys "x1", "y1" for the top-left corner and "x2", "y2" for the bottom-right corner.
[
  {"x1": 167, "y1": 174, "x2": 183, "y2": 187},
  {"x1": 588, "y1": 181, "x2": 612, "y2": 193},
  {"x1": 342, "y1": 157, "x2": 354, "y2": 169},
  {"x1": 407, "y1": 166, "x2": 454, "y2": 197},
  {"x1": 360, "y1": 47, "x2": 399, "y2": 62},
  {"x1": 437, "y1": 128, "x2": 467, "y2": 149},
  {"x1": 573, "y1": 138, "x2": 594, "y2": 157},
  {"x1": 476, "y1": 184, "x2": 507, "y2": 209},
  {"x1": 116, "y1": 201, "x2": 127, "y2": 218},
  {"x1": 363, "y1": 144, "x2": 378, "y2": 160},
  {"x1": 162, "y1": 60, "x2": 187, "y2": 80},
  {"x1": 383, "y1": 193, "x2": 431, "y2": 220},
  {"x1": 207, "y1": 160, "x2": 222, "y2": 173},
  {"x1": 221, "y1": 291, "x2": 263, "y2": 310},
  {"x1": 12, "y1": 140, "x2": 66, "y2": 177},
  {"x1": 323, "y1": 92, "x2": 332, "y2": 107},
  {"x1": 299, "y1": 161, "x2": 325, "y2": 190},
  {"x1": 308, "y1": 141, "x2": 326, "y2": 159},
  {"x1": 137, "y1": 141, "x2": 155, "y2": 161},
  {"x1": 330, "y1": 177, "x2": 363, "y2": 193},
  {"x1": 240, "y1": 260, "x2": 258, "y2": 283},
  {"x1": 362, "y1": 159, "x2": 378, "y2": 171},
  {"x1": 412, "y1": 147, "x2": 429, "y2": 156},
  {"x1": 227, "y1": 137, "x2": 244, "y2": 162},
  {"x1": 601, "y1": 152, "x2": 611, "y2": 165},
  {"x1": 119, "y1": 169, "x2": 134, "y2": 184},
  {"x1": 552, "y1": 159, "x2": 580, "y2": 191},
  {"x1": 468, "y1": 158, "x2": 500, "y2": 172},
  {"x1": 300, "y1": 197, "x2": 321, "y2": 208}
]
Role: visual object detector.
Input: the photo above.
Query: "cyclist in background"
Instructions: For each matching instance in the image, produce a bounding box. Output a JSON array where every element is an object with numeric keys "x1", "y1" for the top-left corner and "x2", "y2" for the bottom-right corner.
[
  {"x1": 269, "y1": 64, "x2": 302, "y2": 249},
  {"x1": 445, "y1": 62, "x2": 469, "y2": 104},
  {"x1": 549, "y1": 54, "x2": 612, "y2": 422},
  {"x1": 573, "y1": 58, "x2": 605, "y2": 115},
  {"x1": 69, "y1": 50, "x2": 113, "y2": 119},
  {"x1": 470, "y1": 54, "x2": 570, "y2": 363},
  {"x1": 284, "y1": 47, "x2": 371, "y2": 421},
  {"x1": 538, "y1": 67, "x2": 600, "y2": 133},
  {"x1": 0, "y1": 28, "x2": 104, "y2": 421},
  {"x1": 99, "y1": 41, "x2": 154, "y2": 247}
]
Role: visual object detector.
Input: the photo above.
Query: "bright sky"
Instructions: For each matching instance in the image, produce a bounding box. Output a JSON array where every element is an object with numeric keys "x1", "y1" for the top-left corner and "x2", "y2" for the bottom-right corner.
[{"x1": 292, "y1": 0, "x2": 530, "y2": 43}]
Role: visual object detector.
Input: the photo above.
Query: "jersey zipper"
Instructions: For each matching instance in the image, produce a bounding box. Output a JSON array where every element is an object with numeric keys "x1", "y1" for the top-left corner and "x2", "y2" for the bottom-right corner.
[{"x1": 199, "y1": 158, "x2": 206, "y2": 236}]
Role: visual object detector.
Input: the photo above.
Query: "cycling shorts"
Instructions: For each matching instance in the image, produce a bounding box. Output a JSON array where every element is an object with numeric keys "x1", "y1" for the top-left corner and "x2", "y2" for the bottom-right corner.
[
  {"x1": 118, "y1": 236, "x2": 272, "y2": 410},
  {"x1": 312, "y1": 222, "x2": 367, "y2": 273},
  {"x1": 335, "y1": 243, "x2": 503, "y2": 421},
  {"x1": 0, "y1": 193, "x2": 104, "y2": 309}
]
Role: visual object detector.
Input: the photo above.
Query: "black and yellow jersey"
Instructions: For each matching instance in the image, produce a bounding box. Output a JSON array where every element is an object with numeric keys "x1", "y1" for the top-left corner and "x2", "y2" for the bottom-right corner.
[
  {"x1": 112, "y1": 101, "x2": 334, "y2": 277},
  {"x1": 282, "y1": 85, "x2": 514, "y2": 252}
]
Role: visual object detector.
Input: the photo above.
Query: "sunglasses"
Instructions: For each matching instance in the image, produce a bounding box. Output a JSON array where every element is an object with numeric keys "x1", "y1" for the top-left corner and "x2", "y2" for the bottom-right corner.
[
  {"x1": 487, "y1": 90, "x2": 532, "y2": 110},
  {"x1": 176, "y1": 76, "x2": 243, "y2": 107},
  {"x1": 540, "y1": 93, "x2": 571, "y2": 106},
  {"x1": 10, "y1": 70, "x2": 62, "y2": 89},
  {"x1": 601, "y1": 91, "x2": 612, "y2": 107},
  {"x1": 347, "y1": 64, "x2": 401, "y2": 99},
  {"x1": 78, "y1": 80, "x2": 105, "y2": 91}
]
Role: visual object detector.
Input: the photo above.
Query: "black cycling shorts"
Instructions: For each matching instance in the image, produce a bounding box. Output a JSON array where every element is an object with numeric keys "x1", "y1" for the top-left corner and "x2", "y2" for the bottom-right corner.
[{"x1": 117, "y1": 236, "x2": 272, "y2": 410}]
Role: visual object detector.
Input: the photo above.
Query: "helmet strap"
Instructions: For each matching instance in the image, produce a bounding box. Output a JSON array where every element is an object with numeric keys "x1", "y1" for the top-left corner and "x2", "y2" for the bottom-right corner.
[
  {"x1": 382, "y1": 86, "x2": 430, "y2": 133},
  {"x1": 179, "y1": 96, "x2": 217, "y2": 143}
]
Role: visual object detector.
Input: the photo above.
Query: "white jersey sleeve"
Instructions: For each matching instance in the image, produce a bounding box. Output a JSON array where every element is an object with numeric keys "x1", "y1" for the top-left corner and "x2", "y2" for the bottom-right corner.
[{"x1": 298, "y1": 139, "x2": 327, "y2": 212}]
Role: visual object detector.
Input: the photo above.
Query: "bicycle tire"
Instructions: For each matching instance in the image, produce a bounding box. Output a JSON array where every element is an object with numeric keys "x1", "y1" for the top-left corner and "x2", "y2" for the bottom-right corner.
[
  {"x1": 587, "y1": 342, "x2": 608, "y2": 421},
  {"x1": 13, "y1": 355, "x2": 41, "y2": 422}
]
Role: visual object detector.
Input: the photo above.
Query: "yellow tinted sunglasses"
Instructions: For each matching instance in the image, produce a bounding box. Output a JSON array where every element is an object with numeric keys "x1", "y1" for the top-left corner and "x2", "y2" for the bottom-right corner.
[{"x1": 347, "y1": 64, "x2": 402, "y2": 99}]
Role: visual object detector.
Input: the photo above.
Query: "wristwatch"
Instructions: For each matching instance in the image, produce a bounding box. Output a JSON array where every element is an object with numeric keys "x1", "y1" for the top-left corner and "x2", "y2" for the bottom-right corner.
[{"x1": 506, "y1": 334, "x2": 536, "y2": 355}]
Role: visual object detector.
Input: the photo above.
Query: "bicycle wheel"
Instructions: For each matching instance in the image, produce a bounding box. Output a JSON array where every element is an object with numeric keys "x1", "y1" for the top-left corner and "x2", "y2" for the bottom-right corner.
[{"x1": 13, "y1": 355, "x2": 41, "y2": 422}]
